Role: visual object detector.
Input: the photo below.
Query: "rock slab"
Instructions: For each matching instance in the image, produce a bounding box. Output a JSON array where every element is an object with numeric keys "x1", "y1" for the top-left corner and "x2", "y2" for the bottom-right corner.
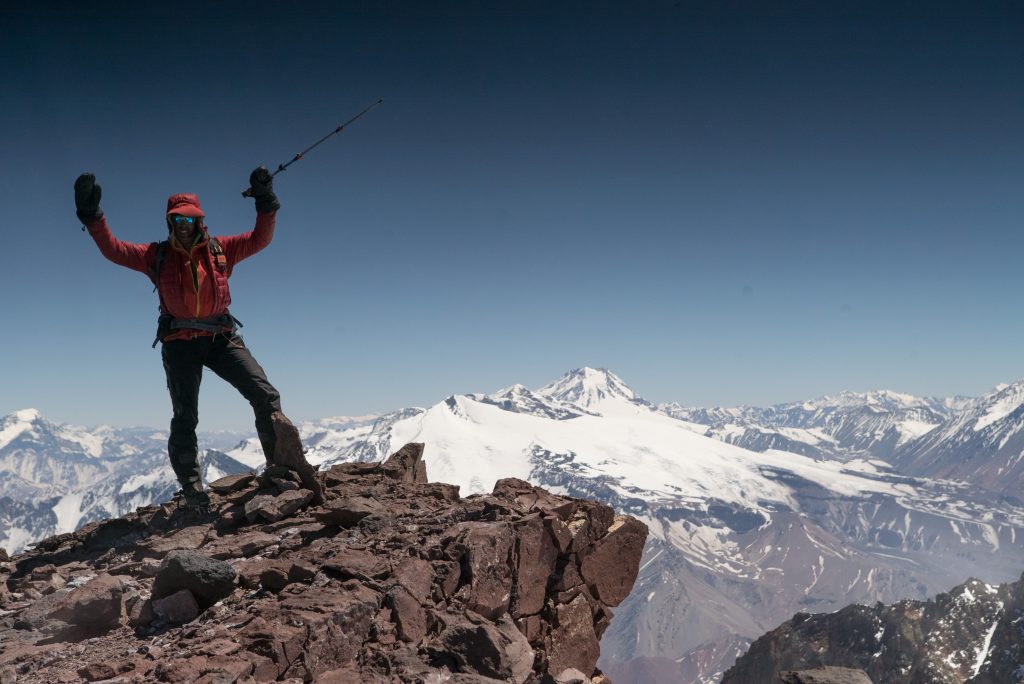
[{"x1": 151, "y1": 550, "x2": 237, "y2": 609}]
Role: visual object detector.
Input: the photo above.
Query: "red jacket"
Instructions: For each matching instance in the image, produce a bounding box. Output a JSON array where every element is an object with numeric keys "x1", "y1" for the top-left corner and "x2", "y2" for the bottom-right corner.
[{"x1": 87, "y1": 212, "x2": 276, "y2": 341}]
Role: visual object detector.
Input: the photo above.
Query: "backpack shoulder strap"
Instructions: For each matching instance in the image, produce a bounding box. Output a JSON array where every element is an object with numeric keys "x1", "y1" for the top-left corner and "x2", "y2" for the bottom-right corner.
[
  {"x1": 208, "y1": 237, "x2": 228, "y2": 273},
  {"x1": 149, "y1": 240, "x2": 168, "y2": 290}
]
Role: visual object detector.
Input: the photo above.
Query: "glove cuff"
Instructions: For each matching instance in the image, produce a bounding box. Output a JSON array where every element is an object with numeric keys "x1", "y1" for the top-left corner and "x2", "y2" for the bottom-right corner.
[
  {"x1": 77, "y1": 208, "x2": 103, "y2": 225},
  {"x1": 254, "y1": 192, "x2": 280, "y2": 214}
]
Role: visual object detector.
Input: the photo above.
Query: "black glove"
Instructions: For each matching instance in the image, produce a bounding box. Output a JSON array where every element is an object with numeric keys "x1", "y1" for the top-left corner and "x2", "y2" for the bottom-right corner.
[
  {"x1": 74, "y1": 172, "x2": 103, "y2": 223},
  {"x1": 247, "y1": 166, "x2": 280, "y2": 214}
]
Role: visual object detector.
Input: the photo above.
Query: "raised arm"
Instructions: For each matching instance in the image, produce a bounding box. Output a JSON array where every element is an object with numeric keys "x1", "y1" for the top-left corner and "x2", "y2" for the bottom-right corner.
[
  {"x1": 75, "y1": 173, "x2": 154, "y2": 275},
  {"x1": 219, "y1": 166, "x2": 281, "y2": 271}
]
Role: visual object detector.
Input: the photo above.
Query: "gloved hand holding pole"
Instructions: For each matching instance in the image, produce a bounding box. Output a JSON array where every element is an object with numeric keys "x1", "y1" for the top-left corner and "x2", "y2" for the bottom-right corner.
[
  {"x1": 246, "y1": 166, "x2": 280, "y2": 214},
  {"x1": 241, "y1": 99, "x2": 383, "y2": 197}
]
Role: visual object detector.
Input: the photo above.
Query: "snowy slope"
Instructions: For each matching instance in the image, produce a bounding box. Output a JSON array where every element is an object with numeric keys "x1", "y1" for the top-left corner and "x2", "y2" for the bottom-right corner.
[
  {"x1": 894, "y1": 380, "x2": 1024, "y2": 496},
  {"x1": 663, "y1": 389, "x2": 955, "y2": 462}
]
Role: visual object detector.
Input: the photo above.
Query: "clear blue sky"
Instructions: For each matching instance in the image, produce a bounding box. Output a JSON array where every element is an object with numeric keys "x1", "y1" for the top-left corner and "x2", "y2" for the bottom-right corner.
[{"x1": 2, "y1": 1, "x2": 1022, "y2": 430}]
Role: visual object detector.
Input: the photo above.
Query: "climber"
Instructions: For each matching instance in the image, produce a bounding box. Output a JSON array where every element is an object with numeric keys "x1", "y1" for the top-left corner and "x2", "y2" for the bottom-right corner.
[{"x1": 74, "y1": 168, "x2": 283, "y2": 511}]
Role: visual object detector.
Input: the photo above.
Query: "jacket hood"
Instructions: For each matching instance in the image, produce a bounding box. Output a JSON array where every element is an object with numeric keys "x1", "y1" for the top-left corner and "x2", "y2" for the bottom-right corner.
[{"x1": 166, "y1": 193, "x2": 206, "y2": 218}]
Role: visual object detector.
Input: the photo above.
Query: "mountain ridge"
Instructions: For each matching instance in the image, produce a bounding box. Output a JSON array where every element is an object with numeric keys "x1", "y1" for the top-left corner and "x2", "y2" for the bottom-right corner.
[{"x1": 4, "y1": 368, "x2": 1024, "y2": 683}]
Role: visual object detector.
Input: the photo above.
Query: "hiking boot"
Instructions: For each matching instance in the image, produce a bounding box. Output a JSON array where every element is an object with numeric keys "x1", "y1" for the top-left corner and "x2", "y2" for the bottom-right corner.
[{"x1": 178, "y1": 481, "x2": 211, "y2": 512}]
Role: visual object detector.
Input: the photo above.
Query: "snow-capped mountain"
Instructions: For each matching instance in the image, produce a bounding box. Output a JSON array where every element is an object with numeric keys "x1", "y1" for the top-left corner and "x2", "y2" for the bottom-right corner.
[
  {"x1": 663, "y1": 389, "x2": 958, "y2": 462},
  {"x1": 535, "y1": 367, "x2": 656, "y2": 417},
  {"x1": 893, "y1": 381, "x2": 1024, "y2": 497},
  {"x1": 7, "y1": 370, "x2": 1024, "y2": 683},
  {"x1": 229, "y1": 368, "x2": 1024, "y2": 684},
  {"x1": 0, "y1": 410, "x2": 249, "y2": 553}
]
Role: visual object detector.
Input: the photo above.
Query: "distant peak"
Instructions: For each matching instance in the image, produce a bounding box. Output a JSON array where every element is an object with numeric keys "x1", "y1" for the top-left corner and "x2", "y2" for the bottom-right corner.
[
  {"x1": 7, "y1": 408, "x2": 42, "y2": 424},
  {"x1": 490, "y1": 383, "x2": 533, "y2": 398},
  {"x1": 535, "y1": 367, "x2": 643, "y2": 411}
]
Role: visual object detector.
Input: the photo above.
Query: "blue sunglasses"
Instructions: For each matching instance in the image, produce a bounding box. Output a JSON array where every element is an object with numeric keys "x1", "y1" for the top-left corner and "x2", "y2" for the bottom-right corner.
[{"x1": 170, "y1": 215, "x2": 197, "y2": 225}]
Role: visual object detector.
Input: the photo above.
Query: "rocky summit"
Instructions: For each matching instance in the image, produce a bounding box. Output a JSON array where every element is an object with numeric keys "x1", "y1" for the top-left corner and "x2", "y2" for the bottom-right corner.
[{"x1": 0, "y1": 442, "x2": 647, "y2": 683}]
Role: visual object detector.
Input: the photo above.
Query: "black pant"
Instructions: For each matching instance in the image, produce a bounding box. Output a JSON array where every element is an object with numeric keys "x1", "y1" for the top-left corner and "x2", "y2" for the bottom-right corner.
[{"x1": 162, "y1": 333, "x2": 281, "y2": 485}]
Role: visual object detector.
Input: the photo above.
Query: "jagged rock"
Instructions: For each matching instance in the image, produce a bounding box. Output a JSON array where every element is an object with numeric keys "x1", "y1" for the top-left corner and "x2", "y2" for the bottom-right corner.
[
  {"x1": 77, "y1": 662, "x2": 116, "y2": 681},
  {"x1": 208, "y1": 473, "x2": 255, "y2": 494},
  {"x1": 379, "y1": 442, "x2": 428, "y2": 483},
  {"x1": 512, "y1": 514, "x2": 558, "y2": 616},
  {"x1": 436, "y1": 614, "x2": 532, "y2": 682},
  {"x1": 151, "y1": 588, "x2": 199, "y2": 624},
  {"x1": 455, "y1": 521, "x2": 515, "y2": 620},
  {"x1": 287, "y1": 560, "x2": 317, "y2": 584},
  {"x1": 780, "y1": 667, "x2": 874, "y2": 684},
  {"x1": 387, "y1": 585, "x2": 427, "y2": 642},
  {"x1": 270, "y1": 411, "x2": 325, "y2": 505},
  {"x1": 46, "y1": 572, "x2": 124, "y2": 639},
  {"x1": 0, "y1": 442, "x2": 646, "y2": 683},
  {"x1": 392, "y1": 557, "x2": 434, "y2": 602},
  {"x1": 323, "y1": 547, "x2": 392, "y2": 582},
  {"x1": 0, "y1": 548, "x2": 9, "y2": 562},
  {"x1": 578, "y1": 515, "x2": 648, "y2": 606},
  {"x1": 244, "y1": 488, "x2": 314, "y2": 523},
  {"x1": 151, "y1": 550, "x2": 236, "y2": 609},
  {"x1": 493, "y1": 478, "x2": 578, "y2": 520},
  {"x1": 260, "y1": 565, "x2": 291, "y2": 592},
  {"x1": 128, "y1": 596, "x2": 154, "y2": 628},
  {"x1": 546, "y1": 593, "x2": 600, "y2": 676},
  {"x1": 315, "y1": 496, "x2": 385, "y2": 526}
]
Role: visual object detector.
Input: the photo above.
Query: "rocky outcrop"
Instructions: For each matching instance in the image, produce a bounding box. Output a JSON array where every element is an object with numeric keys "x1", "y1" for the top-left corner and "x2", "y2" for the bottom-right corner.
[
  {"x1": 0, "y1": 443, "x2": 646, "y2": 683},
  {"x1": 722, "y1": 575, "x2": 1024, "y2": 684},
  {"x1": 780, "y1": 668, "x2": 874, "y2": 684}
]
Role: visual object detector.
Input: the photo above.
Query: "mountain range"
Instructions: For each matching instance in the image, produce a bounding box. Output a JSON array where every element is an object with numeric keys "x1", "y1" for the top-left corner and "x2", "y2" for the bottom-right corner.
[{"x1": 3, "y1": 368, "x2": 1024, "y2": 683}]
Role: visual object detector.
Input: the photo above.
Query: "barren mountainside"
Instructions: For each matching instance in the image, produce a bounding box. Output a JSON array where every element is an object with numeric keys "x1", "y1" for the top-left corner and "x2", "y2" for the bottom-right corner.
[{"x1": 722, "y1": 574, "x2": 1024, "y2": 684}]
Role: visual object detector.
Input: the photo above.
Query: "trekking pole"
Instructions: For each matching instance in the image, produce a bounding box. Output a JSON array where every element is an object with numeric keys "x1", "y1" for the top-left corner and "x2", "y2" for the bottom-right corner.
[{"x1": 242, "y1": 99, "x2": 384, "y2": 197}]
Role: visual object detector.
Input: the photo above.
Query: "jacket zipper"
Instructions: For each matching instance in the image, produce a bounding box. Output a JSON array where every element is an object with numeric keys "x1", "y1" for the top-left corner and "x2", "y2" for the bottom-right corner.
[{"x1": 187, "y1": 244, "x2": 201, "y2": 318}]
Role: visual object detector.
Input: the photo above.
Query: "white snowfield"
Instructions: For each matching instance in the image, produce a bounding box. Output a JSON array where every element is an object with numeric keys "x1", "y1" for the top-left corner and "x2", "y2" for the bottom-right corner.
[{"x1": 296, "y1": 368, "x2": 1024, "y2": 538}]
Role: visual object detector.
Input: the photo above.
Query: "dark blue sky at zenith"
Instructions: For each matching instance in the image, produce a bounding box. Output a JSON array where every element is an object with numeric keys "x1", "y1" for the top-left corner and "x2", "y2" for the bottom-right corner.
[{"x1": 1, "y1": 1, "x2": 1022, "y2": 430}]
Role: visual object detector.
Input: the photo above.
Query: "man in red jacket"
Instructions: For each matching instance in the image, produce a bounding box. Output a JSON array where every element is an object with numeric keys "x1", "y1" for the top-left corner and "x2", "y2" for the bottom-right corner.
[{"x1": 74, "y1": 168, "x2": 282, "y2": 511}]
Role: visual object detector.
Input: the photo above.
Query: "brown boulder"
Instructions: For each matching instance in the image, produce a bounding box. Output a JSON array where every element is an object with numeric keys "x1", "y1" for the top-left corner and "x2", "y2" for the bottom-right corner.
[
  {"x1": 315, "y1": 496, "x2": 385, "y2": 526},
  {"x1": 152, "y1": 550, "x2": 237, "y2": 608},
  {"x1": 260, "y1": 566, "x2": 292, "y2": 592},
  {"x1": 48, "y1": 572, "x2": 124, "y2": 639},
  {"x1": 578, "y1": 515, "x2": 648, "y2": 606},
  {"x1": 392, "y1": 557, "x2": 435, "y2": 603},
  {"x1": 457, "y1": 522, "x2": 514, "y2": 619},
  {"x1": 77, "y1": 662, "x2": 117, "y2": 681},
  {"x1": 152, "y1": 589, "x2": 199, "y2": 625},
  {"x1": 512, "y1": 514, "x2": 558, "y2": 616},
  {"x1": 493, "y1": 478, "x2": 578, "y2": 520},
  {"x1": 546, "y1": 593, "x2": 600, "y2": 677},
  {"x1": 380, "y1": 442, "x2": 428, "y2": 483},
  {"x1": 387, "y1": 585, "x2": 427, "y2": 643},
  {"x1": 436, "y1": 615, "x2": 533, "y2": 683},
  {"x1": 323, "y1": 548, "x2": 391, "y2": 582},
  {"x1": 208, "y1": 473, "x2": 255, "y2": 494},
  {"x1": 244, "y1": 488, "x2": 314, "y2": 523}
]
